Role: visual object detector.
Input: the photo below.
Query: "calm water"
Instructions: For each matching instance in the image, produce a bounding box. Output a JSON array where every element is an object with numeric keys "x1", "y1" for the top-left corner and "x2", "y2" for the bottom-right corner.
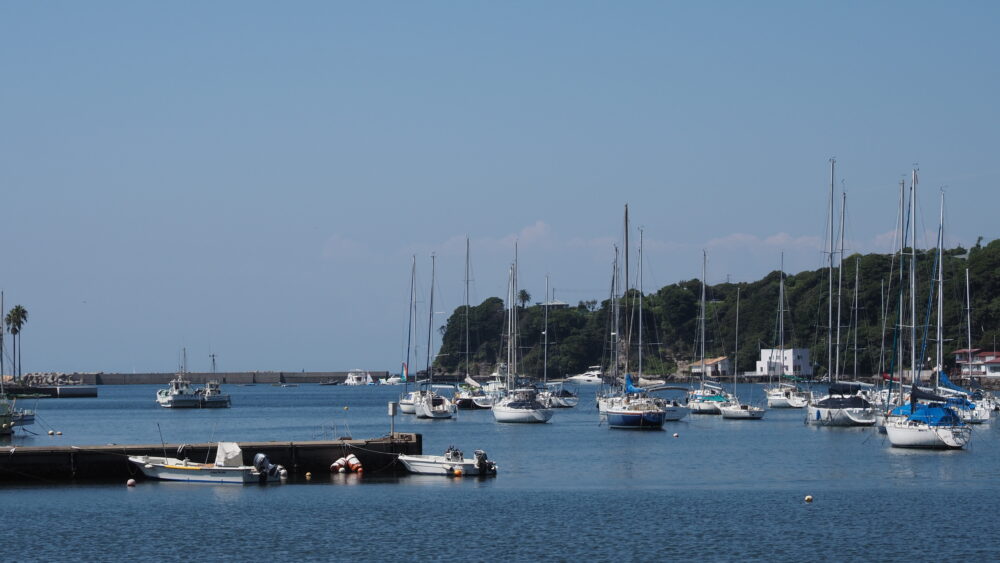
[{"x1": 4, "y1": 383, "x2": 1000, "y2": 561}]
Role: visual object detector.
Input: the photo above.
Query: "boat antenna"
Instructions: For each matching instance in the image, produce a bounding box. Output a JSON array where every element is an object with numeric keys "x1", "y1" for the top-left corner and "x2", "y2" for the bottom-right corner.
[{"x1": 156, "y1": 422, "x2": 167, "y2": 460}]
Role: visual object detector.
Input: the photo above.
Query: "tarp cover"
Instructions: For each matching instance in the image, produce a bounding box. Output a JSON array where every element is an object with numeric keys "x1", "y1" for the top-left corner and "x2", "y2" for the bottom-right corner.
[
  {"x1": 937, "y1": 371, "x2": 968, "y2": 394},
  {"x1": 215, "y1": 442, "x2": 244, "y2": 467},
  {"x1": 625, "y1": 374, "x2": 644, "y2": 394},
  {"x1": 910, "y1": 387, "x2": 948, "y2": 403},
  {"x1": 829, "y1": 382, "x2": 866, "y2": 395}
]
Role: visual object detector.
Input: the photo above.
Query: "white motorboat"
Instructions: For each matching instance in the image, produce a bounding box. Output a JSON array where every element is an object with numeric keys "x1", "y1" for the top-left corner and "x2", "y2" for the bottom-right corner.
[
  {"x1": 128, "y1": 442, "x2": 286, "y2": 484},
  {"x1": 344, "y1": 369, "x2": 375, "y2": 386},
  {"x1": 198, "y1": 380, "x2": 231, "y2": 408},
  {"x1": 765, "y1": 383, "x2": 811, "y2": 408},
  {"x1": 566, "y1": 366, "x2": 603, "y2": 384},
  {"x1": 156, "y1": 375, "x2": 202, "y2": 408},
  {"x1": 720, "y1": 402, "x2": 766, "y2": 419},
  {"x1": 492, "y1": 388, "x2": 553, "y2": 423},
  {"x1": 397, "y1": 446, "x2": 497, "y2": 476},
  {"x1": 538, "y1": 382, "x2": 579, "y2": 408}
]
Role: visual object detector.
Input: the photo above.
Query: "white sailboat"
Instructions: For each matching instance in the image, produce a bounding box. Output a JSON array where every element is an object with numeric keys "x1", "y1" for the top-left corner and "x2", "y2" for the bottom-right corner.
[
  {"x1": 765, "y1": 255, "x2": 810, "y2": 408},
  {"x1": 492, "y1": 251, "x2": 553, "y2": 424},
  {"x1": 414, "y1": 254, "x2": 456, "y2": 420},
  {"x1": 807, "y1": 160, "x2": 875, "y2": 426},
  {"x1": 399, "y1": 256, "x2": 419, "y2": 414},
  {"x1": 886, "y1": 183, "x2": 971, "y2": 449},
  {"x1": 688, "y1": 251, "x2": 733, "y2": 414},
  {"x1": 721, "y1": 288, "x2": 765, "y2": 420}
]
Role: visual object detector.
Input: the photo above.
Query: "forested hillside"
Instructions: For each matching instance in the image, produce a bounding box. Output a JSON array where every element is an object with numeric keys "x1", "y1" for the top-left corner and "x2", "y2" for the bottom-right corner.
[{"x1": 434, "y1": 239, "x2": 1000, "y2": 379}]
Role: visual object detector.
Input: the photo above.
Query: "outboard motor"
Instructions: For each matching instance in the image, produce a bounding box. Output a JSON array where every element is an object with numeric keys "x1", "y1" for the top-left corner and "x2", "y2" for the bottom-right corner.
[
  {"x1": 473, "y1": 450, "x2": 497, "y2": 475},
  {"x1": 253, "y1": 453, "x2": 283, "y2": 482}
]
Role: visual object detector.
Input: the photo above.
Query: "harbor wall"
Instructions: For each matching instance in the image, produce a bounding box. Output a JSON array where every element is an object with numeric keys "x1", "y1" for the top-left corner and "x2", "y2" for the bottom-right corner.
[
  {"x1": 84, "y1": 371, "x2": 392, "y2": 385},
  {"x1": 0, "y1": 433, "x2": 422, "y2": 483}
]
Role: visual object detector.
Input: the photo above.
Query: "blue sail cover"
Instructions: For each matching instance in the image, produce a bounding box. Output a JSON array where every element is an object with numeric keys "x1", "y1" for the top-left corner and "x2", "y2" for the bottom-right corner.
[
  {"x1": 937, "y1": 370, "x2": 967, "y2": 394},
  {"x1": 624, "y1": 374, "x2": 645, "y2": 394},
  {"x1": 890, "y1": 402, "x2": 964, "y2": 427}
]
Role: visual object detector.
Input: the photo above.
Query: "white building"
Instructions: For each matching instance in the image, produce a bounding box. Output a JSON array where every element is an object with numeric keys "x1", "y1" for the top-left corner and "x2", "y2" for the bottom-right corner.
[
  {"x1": 954, "y1": 349, "x2": 1000, "y2": 377},
  {"x1": 755, "y1": 348, "x2": 812, "y2": 377},
  {"x1": 690, "y1": 356, "x2": 732, "y2": 378}
]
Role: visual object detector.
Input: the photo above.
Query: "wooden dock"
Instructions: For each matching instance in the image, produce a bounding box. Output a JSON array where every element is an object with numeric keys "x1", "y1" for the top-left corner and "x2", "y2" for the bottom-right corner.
[{"x1": 0, "y1": 433, "x2": 422, "y2": 483}]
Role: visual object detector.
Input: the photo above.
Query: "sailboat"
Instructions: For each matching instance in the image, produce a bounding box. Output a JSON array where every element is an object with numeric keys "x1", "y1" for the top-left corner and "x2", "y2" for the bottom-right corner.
[
  {"x1": 721, "y1": 288, "x2": 765, "y2": 419},
  {"x1": 538, "y1": 275, "x2": 579, "y2": 409},
  {"x1": 687, "y1": 251, "x2": 734, "y2": 414},
  {"x1": 492, "y1": 253, "x2": 553, "y2": 424},
  {"x1": 886, "y1": 185, "x2": 971, "y2": 448},
  {"x1": 765, "y1": 255, "x2": 811, "y2": 408},
  {"x1": 414, "y1": 254, "x2": 457, "y2": 419},
  {"x1": 454, "y1": 238, "x2": 492, "y2": 410},
  {"x1": 399, "y1": 256, "x2": 419, "y2": 415},
  {"x1": 604, "y1": 226, "x2": 685, "y2": 427},
  {"x1": 807, "y1": 160, "x2": 876, "y2": 426}
]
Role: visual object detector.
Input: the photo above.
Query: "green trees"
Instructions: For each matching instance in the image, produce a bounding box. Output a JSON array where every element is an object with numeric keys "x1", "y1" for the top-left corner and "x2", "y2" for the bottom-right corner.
[
  {"x1": 5, "y1": 305, "x2": 28, "y2": 378},
  {"x1": 431, "y1": 242, "x2": 1000, "y2": 378}
]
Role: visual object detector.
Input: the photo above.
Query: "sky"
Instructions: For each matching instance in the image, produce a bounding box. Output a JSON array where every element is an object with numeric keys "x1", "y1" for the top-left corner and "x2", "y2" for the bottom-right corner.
[{"x1": 1, "y1": 1, "x2": 998, "y2": 374}]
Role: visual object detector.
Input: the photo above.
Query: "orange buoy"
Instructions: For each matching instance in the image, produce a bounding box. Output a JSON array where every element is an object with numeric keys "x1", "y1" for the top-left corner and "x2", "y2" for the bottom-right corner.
[{"x1": 453, "y1": 468, "x2": 463, "y2": 477}]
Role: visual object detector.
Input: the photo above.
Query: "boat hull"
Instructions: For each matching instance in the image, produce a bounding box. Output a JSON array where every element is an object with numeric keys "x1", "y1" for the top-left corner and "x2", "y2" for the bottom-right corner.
[
  {"x1": 720, "y1": 405, "x2": 765, "y2": 419},
  {"x1": 397, "y1": 454, "x2": 497, "y2": 476},
  {"x1": 492, "y1": 404, "x2": 553, "y2": 423},
  {"x1": 605, "y1": 409, "x2": 666, "y2": 429},
  {"x1": 885, "y1": 420, "x2": 971, "y2": 449},
  {"x1": 807, "y1": 406, "x2": 876, "y2": 426},
  {"x1": 128, "y1": 456, "x2": 279, "y2": 484}
]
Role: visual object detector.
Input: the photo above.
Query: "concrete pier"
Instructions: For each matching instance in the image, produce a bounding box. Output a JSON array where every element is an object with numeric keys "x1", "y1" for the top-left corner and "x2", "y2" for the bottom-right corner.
[{"x1": 0, "y1": 433, "x2": 422, "y2": 483}]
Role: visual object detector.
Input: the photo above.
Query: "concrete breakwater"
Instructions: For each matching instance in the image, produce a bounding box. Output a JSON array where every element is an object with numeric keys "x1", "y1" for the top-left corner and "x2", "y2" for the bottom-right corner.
[
  {"x1": 0, "y1": 433, "x2": 422, "y2": 483},
  {"x1": 68, "y1": 371, "x2": 392, "y2": 385}
]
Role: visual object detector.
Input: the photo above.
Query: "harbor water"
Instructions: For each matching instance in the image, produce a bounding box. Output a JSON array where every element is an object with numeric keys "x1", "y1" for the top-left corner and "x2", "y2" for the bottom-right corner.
[{"x1": 4, "y1": 383, "x2": 1000, "y2": 561}]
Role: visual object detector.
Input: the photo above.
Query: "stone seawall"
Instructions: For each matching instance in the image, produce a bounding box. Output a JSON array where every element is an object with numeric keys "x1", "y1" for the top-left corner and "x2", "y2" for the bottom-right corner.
[{"x1": 79, "y1": 371, "x2": 392, "y2": 385}]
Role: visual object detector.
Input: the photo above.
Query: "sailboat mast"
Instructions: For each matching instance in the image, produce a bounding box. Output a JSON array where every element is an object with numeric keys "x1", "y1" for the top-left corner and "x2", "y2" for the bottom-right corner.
[
  {"x1": 853, "y1": 257, "x2": 859, "y2": 380},
  {"x1": 404, "y1": 256, "x2": 416, "y2": 391},
  {"x1": 543, "y1": 275, "x2": 549, "y2": 384},
  {"x1": 935, "y1": 191, "x2": 945, "y2": 389},
  {"x1": 464, "y1": 238, "x2": 471, "y2": 379},
  {"x1": 426, "y1": 253, "x2": 436, "y2": 385},
  {"x1": 612, "y1": 247, "x2": 620, "y2": 386},
  {"x1": 909, "y1": 170, "x2": 918, "y2": 390},
  {"x1": 734, "y1": 287, "x2": 740, "y2": 395},
  {"x1": 623, "y1": 205, "x2": 630, "y2": 373},
  {"x1": 779, "y1": 253, "x2": 785, "y2": 382},
  {"x1": 827, "y1": 158, "x2": 835, "y2": 383},
  {"x1": 835, "y1": 191, "x2": 846, "y2": 381},
  {"x1": 966, "y1": 268, "x2": 973, "y2": 380},
  {"x1": 700, "y1": 250, "x2": 707, "y2": 385},
  {"x1": 638, "y1": 228, "x2": 644, "y2": 378}
]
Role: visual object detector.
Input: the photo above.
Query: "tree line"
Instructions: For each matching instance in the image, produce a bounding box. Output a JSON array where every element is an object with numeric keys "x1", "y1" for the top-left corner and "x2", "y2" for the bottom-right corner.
[{"x1": 433, "y1": 239, "x2": 1000, "y2": 380}]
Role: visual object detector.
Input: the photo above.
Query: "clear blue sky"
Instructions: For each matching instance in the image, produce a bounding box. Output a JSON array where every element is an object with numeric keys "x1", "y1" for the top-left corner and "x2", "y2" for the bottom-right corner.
[{"x1": 2, "y1": 2, "x2": 997, "y2": 374}]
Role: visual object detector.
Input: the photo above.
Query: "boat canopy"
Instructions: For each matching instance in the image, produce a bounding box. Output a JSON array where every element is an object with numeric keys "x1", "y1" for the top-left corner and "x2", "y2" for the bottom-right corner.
[
  {"x1": 910, "y1": 387, "x2": 948, "y2": 403},
  {"x1": 215, "y1": 442, "x2": 245, "y2": 467},
  {"x1": 828, "y1": 382, "x2": 867, "y2": 395}
]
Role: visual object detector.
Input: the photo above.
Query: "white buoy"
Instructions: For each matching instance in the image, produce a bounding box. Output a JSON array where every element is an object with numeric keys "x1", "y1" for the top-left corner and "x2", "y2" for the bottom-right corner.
[
  {"x1": 673, "y1": 433, "x2": 679, "y2": 438},
  {"x1": 279, "y1": 468, "x2": 288, "y2": 479},
  {"x1": 55, "y1": 431, "x2": 63, "y2": 436},
  {"x1": 126, "y1": 479, "x2": 136, "y2": 487},
  {"x1": 805, "y1": 495, "x2": 813, "y2": 503},
  {"x1": 305, "y1": 472, "x2": 312, "y2": 480},
  {"x1": 48, "y1": 430, "x2": 55, "y2": 436}
]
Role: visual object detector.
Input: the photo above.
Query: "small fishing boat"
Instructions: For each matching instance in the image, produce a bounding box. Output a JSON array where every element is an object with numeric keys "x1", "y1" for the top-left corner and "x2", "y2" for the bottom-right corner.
[
  {"x1": 720, "y1": 402, "x2": 766, "y2": 419},
  {"x1": 156, "y1": 375, "x2": 202, "y2": 408},
  {"x1": 198, "y1": 380, "x2": 231, "y2": 408},
  {"x1": 128, "y1": 442, "x2": 286, "y2": 484},
  {"x1": 397, "y1": 446, "x2": 497, "y2": 476}
]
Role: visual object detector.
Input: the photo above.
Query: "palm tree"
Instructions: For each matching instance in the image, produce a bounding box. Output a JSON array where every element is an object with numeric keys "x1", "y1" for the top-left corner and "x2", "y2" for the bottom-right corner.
[
  {"x1": 6, "y1": 305, "x2": 27, "y2": 379},
  {"x1": 518, "y1": 289, "x2": 531, "y2": 309}
]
